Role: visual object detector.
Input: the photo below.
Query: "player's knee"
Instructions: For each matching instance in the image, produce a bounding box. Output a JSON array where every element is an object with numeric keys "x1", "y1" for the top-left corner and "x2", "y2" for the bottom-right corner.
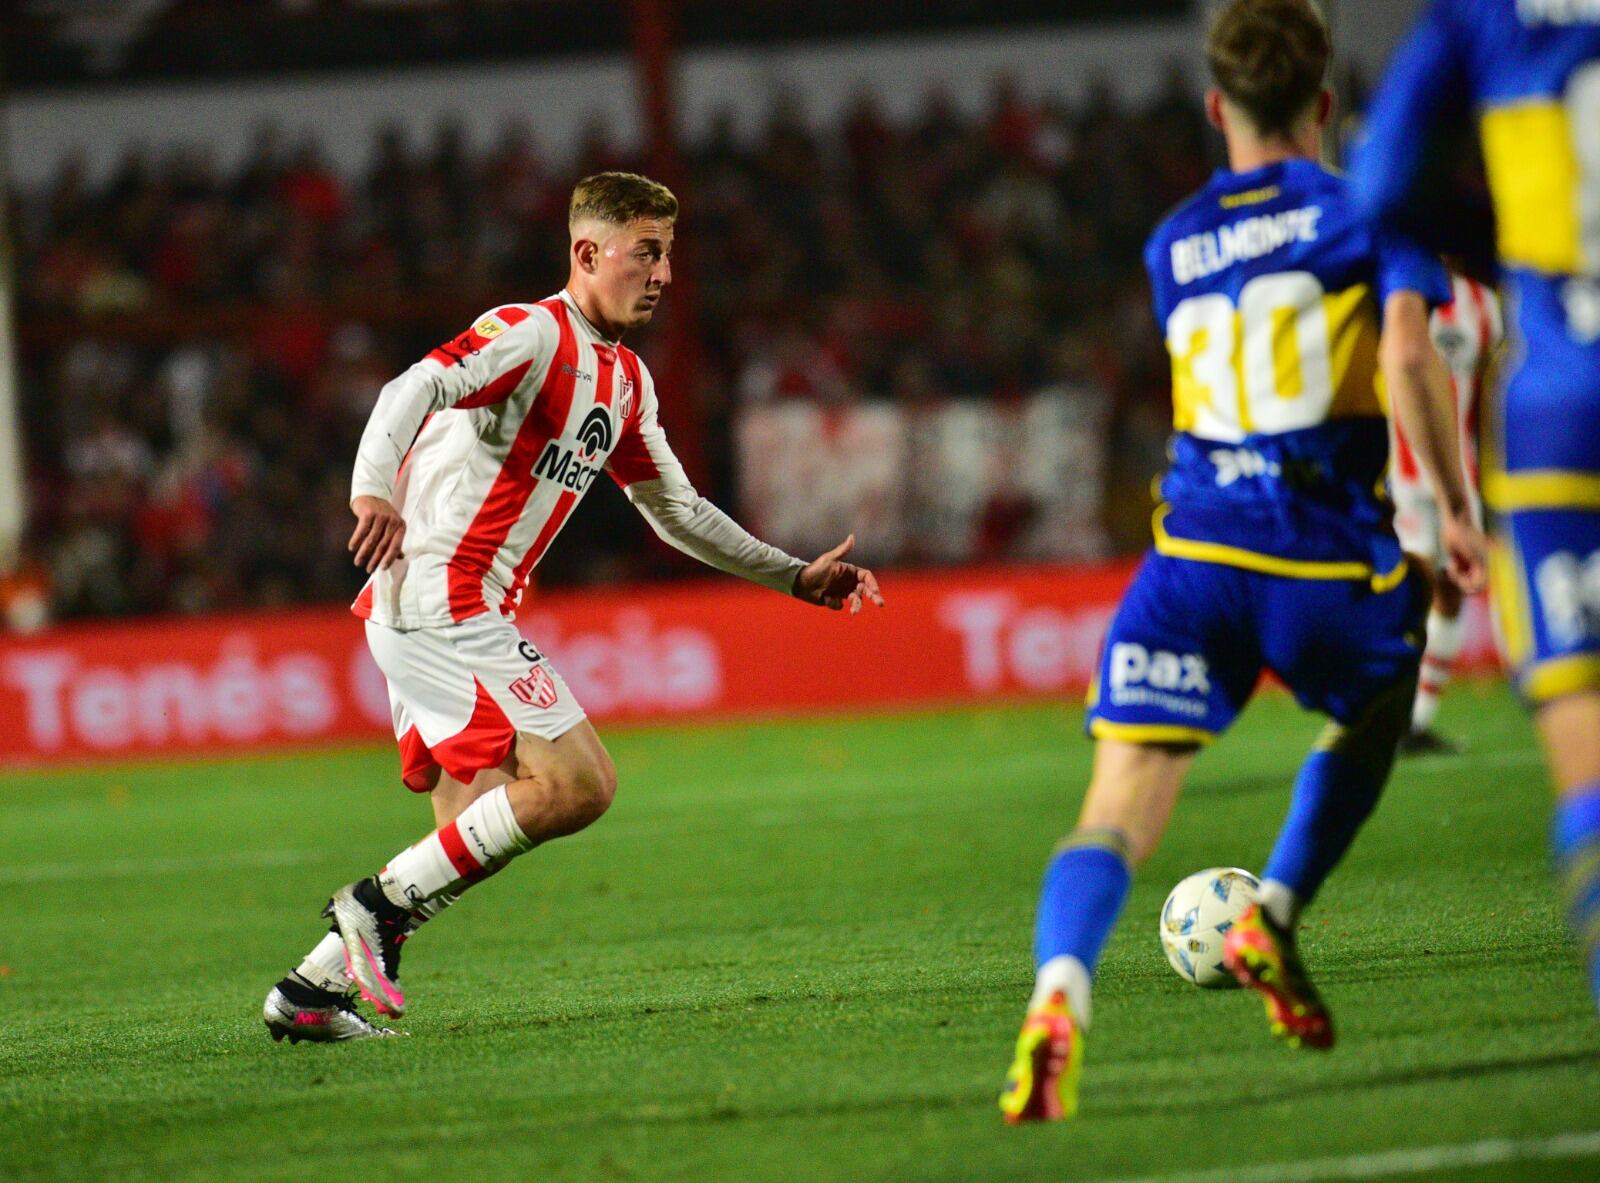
[
  {"x1": 551, "y1": 747, "x2": 618, "y2": 829},
  {"x1": 1319, "y1": 678, "x2": 1416, "y2": 780}
]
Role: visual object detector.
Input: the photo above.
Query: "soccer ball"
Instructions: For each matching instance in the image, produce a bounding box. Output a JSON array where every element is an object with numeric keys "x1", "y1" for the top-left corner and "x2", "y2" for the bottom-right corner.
[{"x1": 1159, "y1": 867, "x2": 1260, "y2": 988}]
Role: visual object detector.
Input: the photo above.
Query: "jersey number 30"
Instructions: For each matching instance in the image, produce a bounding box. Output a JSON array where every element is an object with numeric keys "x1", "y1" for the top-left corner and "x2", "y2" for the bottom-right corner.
[{"x1": 1166, "y1": 270, "x2": 1342, "y2": 443}]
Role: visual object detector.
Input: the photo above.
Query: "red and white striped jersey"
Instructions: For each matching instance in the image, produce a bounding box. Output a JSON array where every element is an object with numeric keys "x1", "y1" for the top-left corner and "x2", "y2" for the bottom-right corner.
[
  {"x1": 1390, "y1": 273, "x2": 1503, "y2": 494},
  {"x1": 351, "y1": 290, "x2": 801, "y2": 629}
]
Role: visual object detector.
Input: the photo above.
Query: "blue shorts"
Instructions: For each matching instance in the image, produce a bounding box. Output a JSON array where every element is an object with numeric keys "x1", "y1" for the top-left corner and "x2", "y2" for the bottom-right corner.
[
  {"x1": 1086, "y1": 552, "x2": 1428, "y2": 745},
  {"x1": 1491, "y1": 504, "x2": 1600, "y2": 705}
]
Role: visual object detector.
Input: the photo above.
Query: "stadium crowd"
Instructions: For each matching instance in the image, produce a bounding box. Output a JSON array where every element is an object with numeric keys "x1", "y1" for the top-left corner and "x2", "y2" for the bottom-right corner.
[{"x1": 9, "y1": 73, "x2": 1214, "y2": 623}]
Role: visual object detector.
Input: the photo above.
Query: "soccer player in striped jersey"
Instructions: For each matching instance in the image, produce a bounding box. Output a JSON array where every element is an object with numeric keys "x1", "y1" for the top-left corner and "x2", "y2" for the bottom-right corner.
[
  {"x1": 1352, "y1": 0, "x2": 1600, "y2": 1016},
  {"x1": 1392, "y1": 271, "x2": 1503, "y2": 752},
  {"x1": 1000, "y1": 0, "x2": 1487, "y2": 1121},
  {"x1": 262, "y1": 172, "x2": 883, "y2": 1042}
]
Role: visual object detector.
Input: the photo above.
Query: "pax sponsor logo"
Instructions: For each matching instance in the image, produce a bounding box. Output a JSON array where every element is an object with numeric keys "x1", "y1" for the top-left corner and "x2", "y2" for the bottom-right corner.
[
  {"x1": 1535, "y1": 548, "x2": 1600, "y2": 647},
  {"x1": 1107, "y1": 643, "x2": 1210, "y2": 718}
]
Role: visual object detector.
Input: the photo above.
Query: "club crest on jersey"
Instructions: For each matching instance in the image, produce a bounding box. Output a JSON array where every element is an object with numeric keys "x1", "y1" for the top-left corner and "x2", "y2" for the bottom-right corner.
[{"x1": 618, "y1": 375, "x2": 636, "y2": 421}]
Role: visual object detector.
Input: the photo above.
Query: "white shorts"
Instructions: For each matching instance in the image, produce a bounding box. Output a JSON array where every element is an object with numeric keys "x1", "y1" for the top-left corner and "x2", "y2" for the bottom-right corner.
[
  {"x1": 365, "y1": 614, "x2": 586, "y2": 792},
  {"x1": 1391, "y1": 474, "x2": 1483, "y2": 570}
]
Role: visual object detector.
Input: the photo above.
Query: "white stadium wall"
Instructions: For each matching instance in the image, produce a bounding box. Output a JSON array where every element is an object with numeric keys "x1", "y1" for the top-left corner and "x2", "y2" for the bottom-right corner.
[{"x1": 5, "y1": 20, "x2": 1203, "y2": 186}]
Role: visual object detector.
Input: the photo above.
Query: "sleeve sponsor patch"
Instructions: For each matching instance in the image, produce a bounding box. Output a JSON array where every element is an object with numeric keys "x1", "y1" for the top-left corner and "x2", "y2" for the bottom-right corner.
[{"x1": 474, "y1": 316, "x2": 506, "y2": 339}]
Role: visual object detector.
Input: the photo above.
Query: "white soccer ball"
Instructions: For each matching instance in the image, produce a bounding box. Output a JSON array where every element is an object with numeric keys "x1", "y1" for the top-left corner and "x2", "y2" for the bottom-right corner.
[{"x1": 1159, "y1": 867, "x2": 1261, "y2": 988}]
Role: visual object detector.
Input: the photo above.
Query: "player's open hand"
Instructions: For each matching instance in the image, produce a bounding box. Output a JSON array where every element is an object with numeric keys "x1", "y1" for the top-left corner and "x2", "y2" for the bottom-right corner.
[
  {"x1": 793, "y1": 534, "x2": 885, "y2": 614},
  {"x1": 349, "y1": 495, "x2": 406, "y2": 572},
  {"x1": 1441, "y1": 513, "x2": 1488, "y2": 596}
]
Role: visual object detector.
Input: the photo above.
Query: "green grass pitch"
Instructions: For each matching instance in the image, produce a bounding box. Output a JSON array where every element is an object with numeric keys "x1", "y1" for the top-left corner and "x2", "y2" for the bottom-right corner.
[{"x1": 2, "y1": 682, "x2": 1598, "y2": 1182}]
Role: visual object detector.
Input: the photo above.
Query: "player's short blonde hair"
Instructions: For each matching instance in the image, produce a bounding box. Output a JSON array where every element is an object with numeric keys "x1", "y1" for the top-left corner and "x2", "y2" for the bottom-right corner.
[
  {"x1": 1206, "y1": 0, "x2": 1330, "y2": 138},
  {"x1": 568, "y1": 172, "x2": 678, "y2": 228}
]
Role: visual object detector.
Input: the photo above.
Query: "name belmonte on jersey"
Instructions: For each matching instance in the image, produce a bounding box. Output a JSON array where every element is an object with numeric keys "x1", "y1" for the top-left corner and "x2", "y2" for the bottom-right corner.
[
  {"x1": 1144, "y1": 159, "x2": 1451, "y2": 575},
  {"x1": 1517, "y1": 0, "x2": 1600, "y2": 24},
  {"x1": 1170, "y1": 206, "x2": 1324, "y2": 284}
]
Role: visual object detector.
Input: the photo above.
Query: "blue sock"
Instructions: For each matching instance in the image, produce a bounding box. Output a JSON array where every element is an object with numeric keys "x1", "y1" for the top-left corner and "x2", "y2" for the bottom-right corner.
[
  {"x1": 1034, "y1": 830, "x2": 1133, "y2": 974},
  {"x1": 1261, "y1": 750, "x2": 1385, "y2": 905},
  {"x1": 1552, "y1": 781, "x2": 1600, "y2": 1010}
]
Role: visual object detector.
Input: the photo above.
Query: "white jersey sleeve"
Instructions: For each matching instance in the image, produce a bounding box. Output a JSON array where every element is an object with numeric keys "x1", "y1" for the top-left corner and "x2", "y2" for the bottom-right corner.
[
  {"x1": 609, "y1": 358, "x2": 804, "y2": 594},
  {"x1": 351, "y1": 306, "x2": 557, "y2": 503}
]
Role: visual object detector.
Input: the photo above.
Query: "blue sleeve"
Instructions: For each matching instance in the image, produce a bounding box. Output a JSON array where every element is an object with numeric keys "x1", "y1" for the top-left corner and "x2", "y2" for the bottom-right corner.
[
  {"x1": 1375, "y1": 229, "x2": 1452, "y2": 309},
  {"x1": 1348, "y1": 0, "x2": 1471, "y2": 226},
  {"x1": 1143, "y1": 230, "x2": 1171, "y2": 323}
]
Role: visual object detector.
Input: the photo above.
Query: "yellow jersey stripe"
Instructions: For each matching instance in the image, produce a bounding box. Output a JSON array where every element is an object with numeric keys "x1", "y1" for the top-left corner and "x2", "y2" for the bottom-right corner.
[
  {"x1": 1484, "y1": 469, "x2": 1600, "y2": 511},
  {"x1": 1480, "y1": 100, "x2": 1588, "y2": 275},
  {"x1": 1088, "y1": 719, "x2": 1216, "y2": 746},
  {"x1": 1152, "y1": 506, "x2": 1409, "y2": 589},
  {"x1": 1522, "y1": 654, "x2": 1600, "y2": 704}
]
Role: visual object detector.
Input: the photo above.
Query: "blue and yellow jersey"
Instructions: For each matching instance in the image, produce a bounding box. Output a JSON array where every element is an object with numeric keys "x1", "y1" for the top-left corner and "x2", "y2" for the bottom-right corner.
[
  {"x1": 1352, "y1": 0, "x2": 1600, "y2": 481},
  {"x1": 1145, "y1": 159, "x2": 1450, "y2": 586}
]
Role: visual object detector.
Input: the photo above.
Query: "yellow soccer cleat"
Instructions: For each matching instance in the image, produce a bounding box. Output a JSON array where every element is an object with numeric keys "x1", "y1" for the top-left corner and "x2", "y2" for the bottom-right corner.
[
  {"x1": 999, "y1": 991, "x2": 1084, "y2": 1123},
  {"x1": 1223, "y1": 904, "x2": 1334, "y2": 1050}
]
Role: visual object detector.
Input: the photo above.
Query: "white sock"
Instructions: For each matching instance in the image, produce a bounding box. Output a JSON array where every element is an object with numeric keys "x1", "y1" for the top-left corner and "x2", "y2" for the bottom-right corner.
[
  {"x1": 1257, "y1": 878, "x2": 1302, "y2": 931},
  {"x1": 408, "y1": 889, "x2": 460, "y2": 929},
  {"x1": 1412, "y1": 610, "x2": 1464, "y2": 732},
  {"x1": 1031, "y1": 954, "x2": 1093, "y2": 1030},
  {"x1": 294, "y1": 931, "x2": 350, "y2": 993},
  {"x1": 378, "y1": 786, "x2": 534, "y2": 909}
]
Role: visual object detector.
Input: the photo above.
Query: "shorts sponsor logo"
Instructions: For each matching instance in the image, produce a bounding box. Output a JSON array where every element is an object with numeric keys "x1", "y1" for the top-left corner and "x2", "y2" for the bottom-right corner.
[
  {"x1": 509, "y1": 665, "x2": 559, "y2": 710},
  {"x1": 1534, "y1": 548, "x2": 1600, "y2": 647},
  {"x1": 517, "y1": 640, "x2": 542, "y2": 664},
  {"x1": 1208, "y1": 447, "x2": 1280, "y2": 487},
  {"x1": 1107, "y1": 642, "x2": 1210, "y2": 718}
]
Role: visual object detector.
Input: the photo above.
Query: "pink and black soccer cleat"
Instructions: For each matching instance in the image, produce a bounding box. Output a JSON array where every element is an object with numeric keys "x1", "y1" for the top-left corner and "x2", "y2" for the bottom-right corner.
[
  {"x1": 325, "y1": 879, "x2": 410, "y2": 1018},
  {"x1": 263, "y1": 978, "x2": 397, "y2": 1043},
  {"x1": 999, "y1": 991, "x2": 1085, "y2": 1123},
  {"x1": 1223, "y1": 904, "x2": 1334, "y2": 1049}
]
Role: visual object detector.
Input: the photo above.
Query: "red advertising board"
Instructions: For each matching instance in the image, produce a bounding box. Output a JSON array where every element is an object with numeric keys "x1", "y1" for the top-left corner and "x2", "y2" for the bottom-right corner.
[{"x1": 0, "y1": 564, "x2": 1503, "y2": 768}]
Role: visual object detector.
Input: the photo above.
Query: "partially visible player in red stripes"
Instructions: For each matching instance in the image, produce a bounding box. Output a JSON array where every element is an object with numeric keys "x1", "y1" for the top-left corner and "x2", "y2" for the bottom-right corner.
[
  {"x1": 1390, "y1": 270, "x2": 1501, "y2": 754},
  {"x1": 262, "y1": 172, "x2": 884, "y2": 1043}
]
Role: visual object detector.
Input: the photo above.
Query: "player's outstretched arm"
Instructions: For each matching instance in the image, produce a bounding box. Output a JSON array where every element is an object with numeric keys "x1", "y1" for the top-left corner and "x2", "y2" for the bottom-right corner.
[
  {"x1": 1380, "y1": 290, "x2": 1488, "y2": 594},
  {"x1": 792, "y1": 534, "x2": 885, "y2": 615}
]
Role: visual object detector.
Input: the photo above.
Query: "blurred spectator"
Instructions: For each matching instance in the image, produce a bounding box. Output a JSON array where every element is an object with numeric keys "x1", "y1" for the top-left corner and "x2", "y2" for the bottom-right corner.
[{"x1": 10, "y1": 74, "x2": 1213, "y2": 623}]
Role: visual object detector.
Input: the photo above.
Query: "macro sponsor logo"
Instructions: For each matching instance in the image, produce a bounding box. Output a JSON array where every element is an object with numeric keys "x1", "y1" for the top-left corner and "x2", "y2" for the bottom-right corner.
[
  {"x1": 532, "y1": 439, "x2": 602, "y2": 492},
  {"x1": 575, "y1": 406, "x2": 613, "y2": 462}
]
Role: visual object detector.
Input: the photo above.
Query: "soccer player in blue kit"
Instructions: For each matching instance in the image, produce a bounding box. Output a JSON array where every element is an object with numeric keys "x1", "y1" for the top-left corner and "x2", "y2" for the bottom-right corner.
[
  {"x1": 1351, "y1": 0, "x2": 1600, "y2": 1020},
  {"x1": 1000, "y1": 0, "x2": 1489, "y2": 1122}
]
